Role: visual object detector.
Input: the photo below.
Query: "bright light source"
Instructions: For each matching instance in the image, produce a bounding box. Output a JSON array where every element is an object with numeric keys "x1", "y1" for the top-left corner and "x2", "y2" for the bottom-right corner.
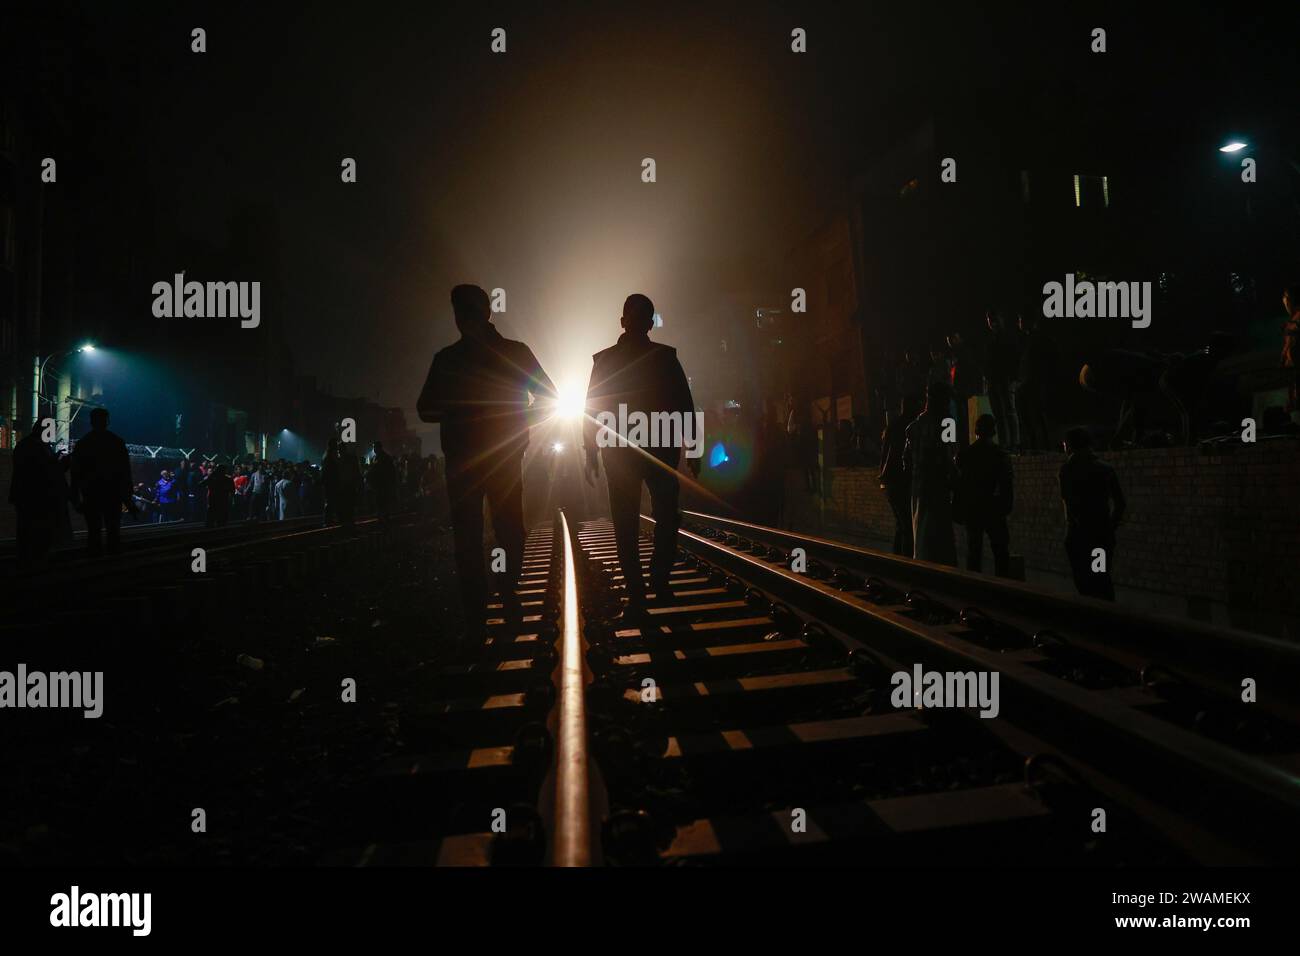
[
  {"x1": 78, "y1": 343, "x2": 96, "y2": 352},
  {"x1": 554, "y1": 382, "x2": 586, "y2": 421},
  {"x1": 551, "y1": 441, "x2": 565, "y2": 454},
  {"x1": 1219, "y1": 142, "x2": 1247, "y2": 153}
]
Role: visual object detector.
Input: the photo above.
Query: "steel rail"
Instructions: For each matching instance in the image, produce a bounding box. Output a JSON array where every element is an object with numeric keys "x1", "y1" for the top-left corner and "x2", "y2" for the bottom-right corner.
[
  {"x1": 678, "y1": 509, "x2": 1300, "y2": 706},
  {"x1": 644, "y1": 514, "x2": 1300, "y2": 861},
  {"x1": 553, "y1": 509, "x2": 591, "y2": 866}
]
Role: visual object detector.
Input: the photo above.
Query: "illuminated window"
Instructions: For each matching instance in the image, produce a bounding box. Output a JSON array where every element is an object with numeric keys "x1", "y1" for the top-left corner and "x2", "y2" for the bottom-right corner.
[{"x1": 1073, "y1": 174, "x2": 1109, "y2": 208}]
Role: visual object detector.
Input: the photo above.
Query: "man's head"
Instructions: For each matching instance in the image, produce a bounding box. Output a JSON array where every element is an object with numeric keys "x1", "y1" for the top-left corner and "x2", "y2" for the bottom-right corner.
[
  {"x1": 621, "y1": 293, "x2": 656, "y2": 336},
  {"x1": 974, "y1": 413, "x2": 997, "y2": 439},
  {"x1": 985, "y1": 310, "x2": 1002, "y2": 332},
  {"x1": 451, "y1": 284, "x2": 492, "y2": 334},
  {"x1": 372, "y1": 440, "x2": 384, "y2": 453},
  {"x1": 89, "y1": 407, "x2": 109, "y2": 430},
  {"x1": 946, "y1": 332, "x2": 963, "y2": 349},
  {"x1": 924, "y1": 379, "x2": 952, "y2": 413},
  {"x1": 1018, "y1": 312, "x2": 1034, "y2": 333},
  {"x1": 1283, "y1": 283, "x2": 1300, "y2": 318},
  {"x1": 1064, "y1": 426, "x2": 1092, "y2": 453}
]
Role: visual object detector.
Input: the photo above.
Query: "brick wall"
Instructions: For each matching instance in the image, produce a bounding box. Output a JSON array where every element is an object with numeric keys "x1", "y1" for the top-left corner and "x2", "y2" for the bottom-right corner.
[{"x1": 791, "y1": 441, "x2": 1300, "y2": 626}]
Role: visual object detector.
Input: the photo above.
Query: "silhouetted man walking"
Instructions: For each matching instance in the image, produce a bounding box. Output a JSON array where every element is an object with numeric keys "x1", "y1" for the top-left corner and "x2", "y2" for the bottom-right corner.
[
  {"x1": 903, "y1": 380, "x2": 957, "y2": 566},
  {"x1": 956, "y1": 413, "x2": 1013, "y2": 576},
  {"x1": 583, "y1": 293, "x2": 700, "y2": 617},
  {"x1": 1059, "y1": 427, "x2": 1126, "y2": 601},
  {"x1": 878, "y1": 395, "x2": 916, "y2": 557},
  {"x1": 69, "y1": 407, "x2": 136, "y2": 556},
  {"x1": 418, "y1": 284, "x2": 556, "y2": 642}
]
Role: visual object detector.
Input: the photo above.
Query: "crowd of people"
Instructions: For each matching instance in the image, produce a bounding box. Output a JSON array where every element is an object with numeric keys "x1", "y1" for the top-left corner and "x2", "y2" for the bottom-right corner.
[
  {"x1": 8, "y1": 405, "x2": 449, "y2": 569},
  {"x1": 128, "y1": 442, "x2": 445, "y2": 529},
  {"x1": 879, "y1": 380, "x2": 1127, "y2": 600},
  {"x1": 878, "y1": 309, "x2": 1058, "y2": 456}
]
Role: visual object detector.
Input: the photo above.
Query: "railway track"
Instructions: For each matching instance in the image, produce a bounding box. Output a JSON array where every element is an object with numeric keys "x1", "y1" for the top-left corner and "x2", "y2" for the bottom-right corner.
[
  {"x1": 27, "y1": 504, "x2": 1273, "y2": 867},
  {"x1": 350, "y1": 507, "x2": 1300, "y2": 866}
]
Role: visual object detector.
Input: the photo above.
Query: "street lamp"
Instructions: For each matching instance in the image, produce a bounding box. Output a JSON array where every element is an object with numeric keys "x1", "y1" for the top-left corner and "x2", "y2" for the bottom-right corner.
[
  {"x1": 1218, "y1": 141, "x2": 1248, "y2": 153},
  {"x1": 31, "y1": 341, "x2": 96, "y2": 426}
]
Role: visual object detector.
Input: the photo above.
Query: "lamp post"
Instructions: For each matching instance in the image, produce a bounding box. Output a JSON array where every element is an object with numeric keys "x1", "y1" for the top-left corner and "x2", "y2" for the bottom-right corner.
[{"x1": 32, "y1": 342, "x2": 95, "y2": 429}]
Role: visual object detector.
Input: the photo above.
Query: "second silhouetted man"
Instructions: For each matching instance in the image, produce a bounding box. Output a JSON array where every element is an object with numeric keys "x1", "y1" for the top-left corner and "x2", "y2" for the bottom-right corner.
[
  {"x1": 583, "y1": 294, "x2": 699, "y2": 618},
  {"x1": 418, "y1": 284, "x2": 556, "y2": 643}
]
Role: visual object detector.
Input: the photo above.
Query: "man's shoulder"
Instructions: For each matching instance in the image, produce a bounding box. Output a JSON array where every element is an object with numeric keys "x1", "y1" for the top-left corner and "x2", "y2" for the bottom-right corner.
[
  {"x1": 80, "y1": 429, "x2": 126, "y2": 448},
  {"x1": 594, "y1": 339, "x2": 678, "y2": 361},
  {"x1": 499, "y1": 337, "x2": 540, "y2": 366},
  {"x1": 432, "y1": 340, "x2": 466, "y2": 364}
]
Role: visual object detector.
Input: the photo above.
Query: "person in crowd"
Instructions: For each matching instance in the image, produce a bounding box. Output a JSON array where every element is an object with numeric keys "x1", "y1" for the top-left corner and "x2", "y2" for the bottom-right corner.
[
  {"x1": 274, "y1": 468, "x2": 296, "y2": 520},
  {"x1": 879, "y1": 394, "x2": 917, "y2": 558},
  {"x1": 195, "y1": 462, "x2": 210, "y2": 523},
  {"x1": 69, "y1": 407, "x2": 137, "y2": 556},
  {"x1": 154, "y1": 469, "x2": 179, "y2": 523},
  {"x1": 417, "y1": 283, "x2": 557, "y2": 642},
  {"x1": 368, "y1": 440, "x2": 397, "y2": 524},
  {"x1": 321, "y1": 440, "x2": 341, "y2": 526},
  {"x1": 903, "y1": 380, "x2": 958, "y2": 566},
  {"x1": 947, "y1": 331, "x2": 978, "y2": 447},
  {"x1": 248, "y1": 461, "x2": 270, "y2": 521},
  {"x1": 132, "y1": 482, "x2": 156, "y2": 521},
  {"x1": 232, "y1": 465, "x2": 250, "y2": 519},
  {"x1": 1059, "y1": 427, "x2": 1126, "y2": 601},
  {"x1": 203, "y1": 464, "x2": 234, "y2": 527},
  {"x1": 184, "y1": 459, "x2": 203, "y2": 522},
  {"x1": 787, "y1": 391, "x2": 820, "y2": 494},
  {"x1": 583, "y1": 293, "x2": 699, "y2": 619},
  {"x1": 955, "y1": 413, "x2": 1014, "y2": 576},
  {"x1": 337, "y1": 445, "x2": 362, "y2": 529}
]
